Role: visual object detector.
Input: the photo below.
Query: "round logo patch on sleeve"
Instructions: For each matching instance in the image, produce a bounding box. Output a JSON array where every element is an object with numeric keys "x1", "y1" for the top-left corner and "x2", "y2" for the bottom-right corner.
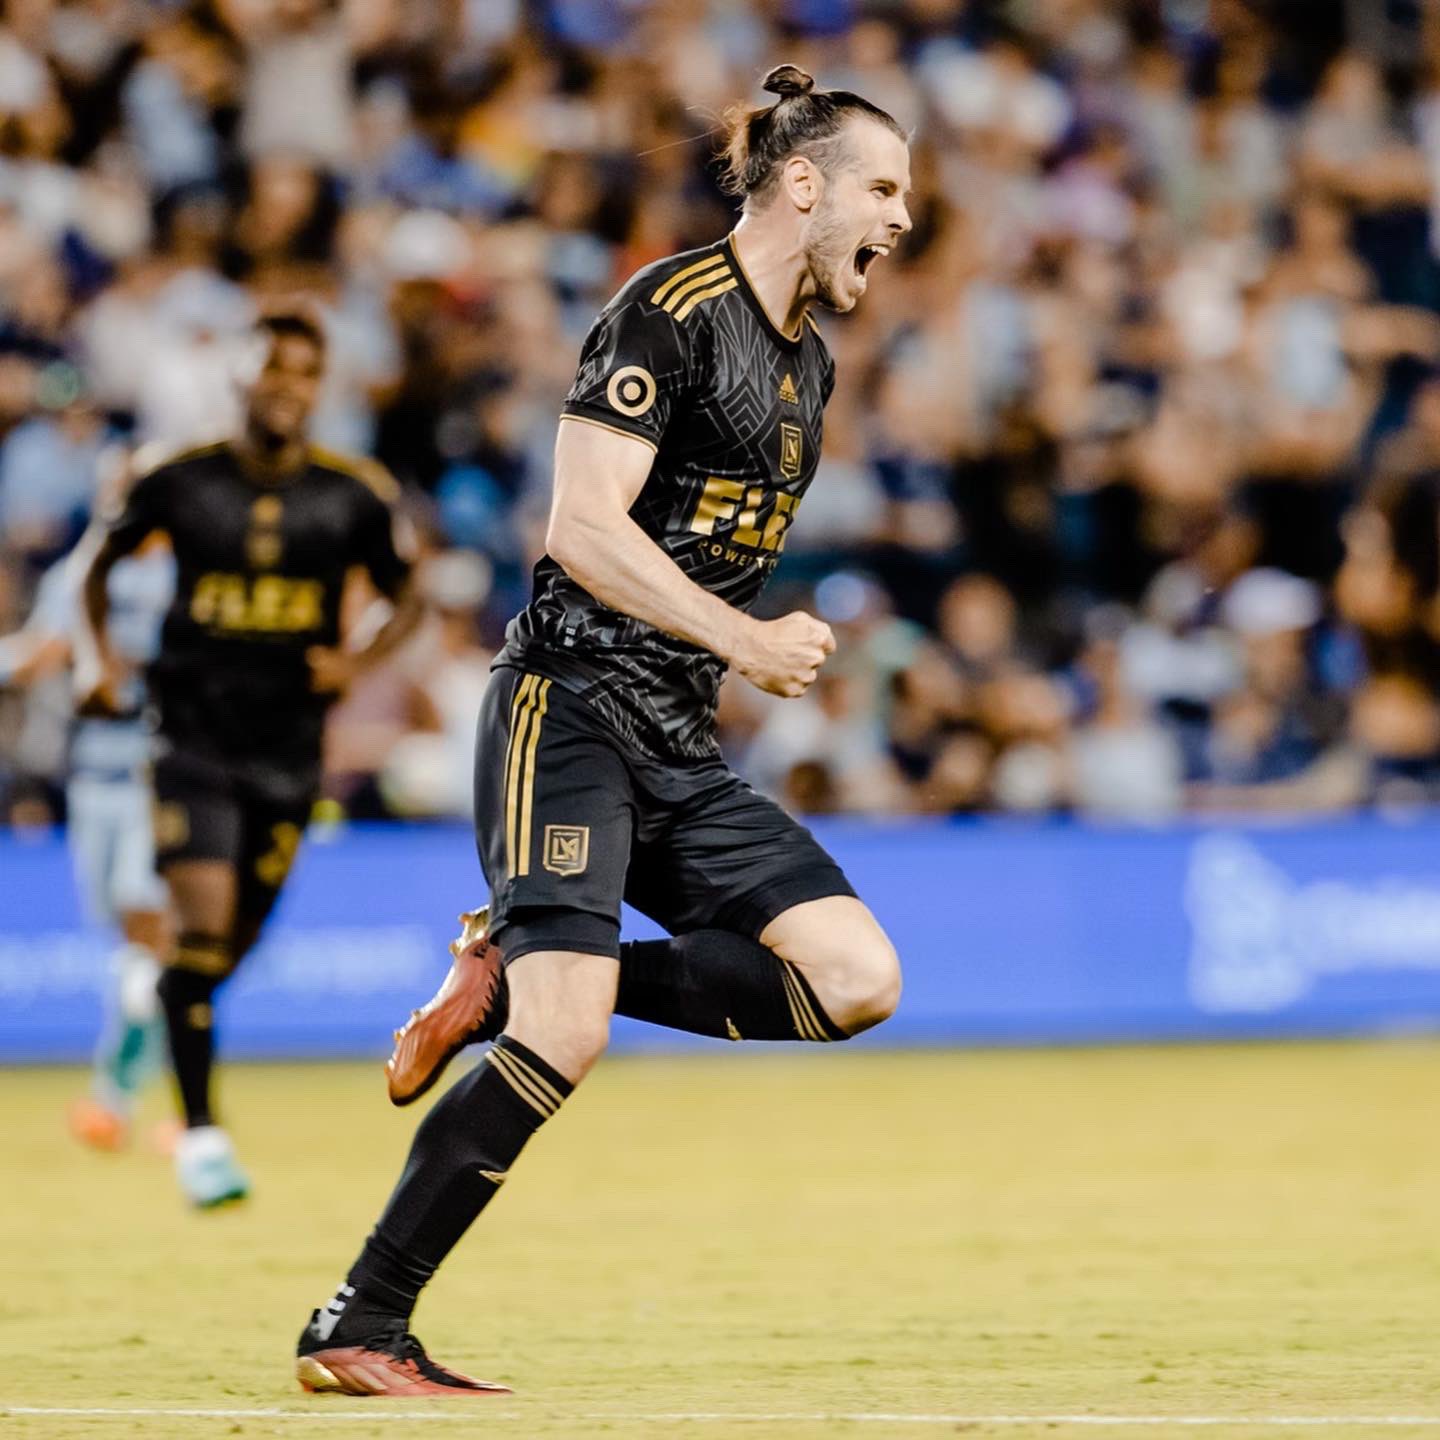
[{"x1": 606, "y1": 365, "x2": 658, "y2": 418}]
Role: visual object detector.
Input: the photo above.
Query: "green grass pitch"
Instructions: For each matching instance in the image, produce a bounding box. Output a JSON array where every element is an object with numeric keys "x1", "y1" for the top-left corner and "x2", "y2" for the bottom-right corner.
[{"x1": 4, "y1": 1042, "x2": 1440, "y2": 1439}]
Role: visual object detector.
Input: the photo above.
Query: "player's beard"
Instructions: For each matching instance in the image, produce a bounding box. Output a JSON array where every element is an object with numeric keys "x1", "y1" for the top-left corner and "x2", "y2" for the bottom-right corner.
[{"x1": 803, "y1": 189, "x2": 857, "y2": 312}]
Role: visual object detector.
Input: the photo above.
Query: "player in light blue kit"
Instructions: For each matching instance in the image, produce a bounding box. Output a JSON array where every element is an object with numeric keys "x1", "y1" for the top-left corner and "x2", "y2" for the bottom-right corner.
[{"x1": 0, "y1": 523, "x2": 175, "y2": 1149}]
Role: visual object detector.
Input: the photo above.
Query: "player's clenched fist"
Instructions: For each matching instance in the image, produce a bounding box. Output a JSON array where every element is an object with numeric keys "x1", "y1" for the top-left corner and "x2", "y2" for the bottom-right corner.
[{"x1": 730, "y1": 610, "x2": 836, "y2": 697}]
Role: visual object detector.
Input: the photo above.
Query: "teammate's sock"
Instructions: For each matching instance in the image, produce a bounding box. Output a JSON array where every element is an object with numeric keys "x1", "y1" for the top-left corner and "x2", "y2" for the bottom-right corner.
[
  {"x1": 100, "y1": 943, "x2": 163, "y2": 1099},
  {"x1": 615, "y1": 930, "x2": 848, "y2": 1042},
  {"x1": 157, "y1": 932, "x2": 233, "y2": 1129},
  {"x1": 320, "y1": 1036, "x2": 573, "y2": 1336}
]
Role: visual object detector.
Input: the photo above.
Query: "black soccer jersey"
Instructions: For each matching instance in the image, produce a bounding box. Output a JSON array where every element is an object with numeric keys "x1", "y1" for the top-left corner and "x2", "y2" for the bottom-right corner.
[
  {"x1": 497, "y1": 233, "x2": 836, "y2": 760},
  {"x1": 104, "y1": 441, "x2": 411, "y2": 774}
]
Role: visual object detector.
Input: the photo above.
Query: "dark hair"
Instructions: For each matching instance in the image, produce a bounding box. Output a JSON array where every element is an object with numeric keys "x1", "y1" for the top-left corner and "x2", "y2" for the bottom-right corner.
[
  {"x1": 719, "y1": 64, "x2": 907, "y2": 205},
  {"x1": 257, "y1": 305, "x2": 326, "y2": 355}
]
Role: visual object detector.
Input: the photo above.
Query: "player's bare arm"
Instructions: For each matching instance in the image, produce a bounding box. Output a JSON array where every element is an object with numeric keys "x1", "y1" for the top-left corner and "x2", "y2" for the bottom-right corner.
[
  {"x1": 548, "y1": 417, "x2": 835, "y2": 698},
  {"x1": 74, "y1": 522, "x2": 146, "y2": 715},
  {"x1": 307, "y1": 576, "x2": 424, "y2": 695}
]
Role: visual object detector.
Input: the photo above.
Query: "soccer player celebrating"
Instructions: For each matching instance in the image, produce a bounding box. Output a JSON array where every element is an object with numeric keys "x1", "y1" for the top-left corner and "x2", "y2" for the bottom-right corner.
[
  {"x1": 296, "y1": 66, "x2": 909, "y2": 1395},
  {"x1": 76, "y1": 309, "x2": 421, "y2": 1207}
]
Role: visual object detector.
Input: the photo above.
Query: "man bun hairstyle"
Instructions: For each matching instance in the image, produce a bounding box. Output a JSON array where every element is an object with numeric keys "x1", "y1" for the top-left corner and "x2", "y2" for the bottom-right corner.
[{"x1": 719, "y1": 64, "x2": 906, "y2": 206}]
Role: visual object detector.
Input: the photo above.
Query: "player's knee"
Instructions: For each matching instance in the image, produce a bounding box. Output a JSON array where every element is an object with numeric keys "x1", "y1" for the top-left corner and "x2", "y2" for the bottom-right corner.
[
  {"x1": 504, "y1": 1006, "x2": 611, "y2": 1084},
  {"x1": 803, "y1": 930, "x2": 901, "y2": 1037},
  {"x1": 833, "y1": 934, "x2": 901, "y2": 1035}
]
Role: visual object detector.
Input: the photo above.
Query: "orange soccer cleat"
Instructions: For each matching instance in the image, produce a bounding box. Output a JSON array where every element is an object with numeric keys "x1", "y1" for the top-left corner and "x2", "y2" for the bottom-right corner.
[
  {"x1": 67, "y1": 1098, "x2": 129, "y2": 1152},
  {"x1": 297, "y1": 1316, "x2": 511, "y2": 1398},
  {"x1": 385, "y1": 907, "x2": 507, "y2": 1106}
]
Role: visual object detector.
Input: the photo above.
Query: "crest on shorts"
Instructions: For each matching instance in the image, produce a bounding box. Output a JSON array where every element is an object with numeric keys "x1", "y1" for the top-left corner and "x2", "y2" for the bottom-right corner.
[
  {"x1": 779, "y1": 422, "x2": 803, "y2": 480},
  {"x1": 153, "y1": 800, "x2": 189, "y2": 851},
  {"x1": 543, "y1": 824, "x2": 590, "y2": 876}
]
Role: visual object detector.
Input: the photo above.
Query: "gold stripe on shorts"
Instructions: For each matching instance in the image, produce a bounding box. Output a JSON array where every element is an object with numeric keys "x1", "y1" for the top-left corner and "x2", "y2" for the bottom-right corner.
[
  {"x1": 503, "y1": 675, "x2": 539, "y2": 879},
  {"x1": 515, "y1": 680, "x2": 550, "y2": 877}
]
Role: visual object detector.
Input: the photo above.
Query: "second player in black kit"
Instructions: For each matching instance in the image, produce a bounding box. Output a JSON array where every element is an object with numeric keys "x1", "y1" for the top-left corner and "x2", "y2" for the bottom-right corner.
[
  {"x1": 297, "y1": 66, "x2": 912, "y2": 1396},
  {"x1": 111, "y1": 439, "x2": 410, "y2": 877},
  {"x1": 80, "y1": 309, "x2": 419, "y2": 1206}
]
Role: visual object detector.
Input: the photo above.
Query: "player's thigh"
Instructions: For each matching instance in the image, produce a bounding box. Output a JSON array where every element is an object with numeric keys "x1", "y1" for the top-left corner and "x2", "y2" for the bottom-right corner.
[
  {"x1": 152, "y1": 753, "x2": 246, "y2": 937},
  {"x1": 108, "y1": 777, "x2": 168, "y2": 918},
  {"x1": 474, "y1": 669, "x2": 635, "y2": 946},
  {"x1": 626, "y1": 769, "x2": 855, "y2": 940},
  {"x1": 760, "y1": 894, "x2": 901, "y2": 1034},
  {"x1": 65, "y1": 776, "x2": 121, "y2": 926},
  {"x1": 232, "y1": 789, "x2": 313, "y2": 957},
  {"x1": 504, "y1": 948, "x2": 620, "y2": 1084}
]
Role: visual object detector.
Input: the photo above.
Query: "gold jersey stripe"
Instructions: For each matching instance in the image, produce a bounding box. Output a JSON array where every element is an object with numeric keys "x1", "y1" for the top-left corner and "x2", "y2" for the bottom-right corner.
[
  {"x1": 307, "y1": 445, "x2": 401, "y2": 503},
  {"x1": 504, "y1": 675, "x2": 540, "y2": 878},
  {"x1": 488, "y1": 1047, "x2": 557, "y2": 1117},
  {"x1": 515, "y1": 679, "x2": 551, "y2": 877},
  {"x1": 650, "y1": 253, "x2": 728, "y2": 306},
  {"x1": 673, "y1": 276, "x2": 738, "y2": 323},
  {"x1": 559, "y1": 414, "x2": 658, "y2": 454},
  {"x1": 659, "y1": 263, "x2": 734, "y2": 315},
  {"x1": 781, "y1": 962, "x2": 826, "y2": 1042},
  {"x1": 130, "y1": 438, "x2": 228, "y2": 481},
  {"x1": 497, "y1": 1044, "x2": 566, "y2": 1112}
]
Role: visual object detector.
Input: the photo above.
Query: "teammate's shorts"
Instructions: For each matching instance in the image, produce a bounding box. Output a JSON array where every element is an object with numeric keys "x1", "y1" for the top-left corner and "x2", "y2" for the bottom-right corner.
[
  {"x1": 67, "y1": 773, "x2": 168, "y2": 922},
  {"x1": 475, "y1": 666, "x2": 856, "y2": 961},
  {"x1": 150, "y1": 747, "x2": 315, "y2": 927}
]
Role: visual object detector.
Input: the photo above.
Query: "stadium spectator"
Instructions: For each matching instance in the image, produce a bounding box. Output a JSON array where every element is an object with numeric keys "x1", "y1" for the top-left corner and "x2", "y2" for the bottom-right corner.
[{"x1": 9, "y1": 1, "x2": 1440, "y2": 823}]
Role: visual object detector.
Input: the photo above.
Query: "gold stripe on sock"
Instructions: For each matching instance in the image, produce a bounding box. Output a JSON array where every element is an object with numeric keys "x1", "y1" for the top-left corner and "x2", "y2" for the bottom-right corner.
[
  {"x1": 515, "y1": 680, "x2": 550, "y2": 877},
  {"x1": 650, "y1": 254, "x2": 727, "y2": 306},
  {"x1": 170, "y1": 941, "x2": 232, "y2": 977},
  {"x1": 787, "y1": 962, "x2": 834, "y2": 1042},
  {"x1": 503, "y1": 675, "x2": 539, "y2": 878},
  {"x1": 497, "y1": 1044, "x2": 566, "y2": 1112},
  {"x1": 781, "y1": 962, "x2": 826, "y2": 1042},
  {"x1": 779, "y1": 962, "x2": 815, "y2": 1040},
  {"x1": 673, "y1": 276, "x2": 738, "y2": 322},
  {"x1": 487, "y1": 1047, "x2": 557, "y2": 1118}
]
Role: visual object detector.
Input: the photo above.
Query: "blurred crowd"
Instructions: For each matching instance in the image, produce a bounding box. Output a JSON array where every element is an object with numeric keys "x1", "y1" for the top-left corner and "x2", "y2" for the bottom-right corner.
[{"x1": 8, "y1": 0, "x2": 1440, "y2": 823}]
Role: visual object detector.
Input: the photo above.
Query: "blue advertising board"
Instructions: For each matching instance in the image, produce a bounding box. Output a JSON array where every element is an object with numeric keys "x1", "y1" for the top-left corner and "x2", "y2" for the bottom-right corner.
[{"x1": 6, "y1": 815, "x2": 1440, "y2": 1061}]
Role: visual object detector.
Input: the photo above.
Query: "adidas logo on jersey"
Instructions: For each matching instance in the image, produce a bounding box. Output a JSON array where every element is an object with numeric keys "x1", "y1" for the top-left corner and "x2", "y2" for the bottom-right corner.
[{"x1": 778, "y1": 373, "x2": 799, "y2": 405}]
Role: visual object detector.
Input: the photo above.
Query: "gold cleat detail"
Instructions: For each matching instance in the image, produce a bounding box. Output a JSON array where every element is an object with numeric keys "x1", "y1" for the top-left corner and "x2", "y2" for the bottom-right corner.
[{"x1": 296, "y1": 1356, "x2": 342, "y2": 1393}]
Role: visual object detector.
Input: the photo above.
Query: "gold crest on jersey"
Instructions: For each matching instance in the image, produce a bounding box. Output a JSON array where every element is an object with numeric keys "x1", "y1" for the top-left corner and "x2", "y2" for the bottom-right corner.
[{"x1": 779, "y1": 423, "x2": 803, "y2": 480}]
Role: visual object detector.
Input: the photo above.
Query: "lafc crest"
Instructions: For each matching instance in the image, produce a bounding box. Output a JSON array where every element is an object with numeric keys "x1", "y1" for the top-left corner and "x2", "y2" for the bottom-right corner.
[
  {"x1": 779, "y1": 422, "x2": 803, "y2": 480},
  {"x1": 543, "y1": 824, "x2": 590, "y2": 876}
]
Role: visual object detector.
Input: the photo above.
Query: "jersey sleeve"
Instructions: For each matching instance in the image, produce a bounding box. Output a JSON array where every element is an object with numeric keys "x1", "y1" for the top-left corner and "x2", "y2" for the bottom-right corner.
[
  {"x1": 560, "y1": 294, "x2": 692, "y2": 450},
  {"x1": 102, "y1": 464, "x2": 171, "y2": 555},
  {"x1": 351, "y1": 475, "x2": 414, "y2": 600}
]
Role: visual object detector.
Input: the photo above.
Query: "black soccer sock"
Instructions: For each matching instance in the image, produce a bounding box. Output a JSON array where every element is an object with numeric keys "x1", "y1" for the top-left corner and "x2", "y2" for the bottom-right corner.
[
  {"x1": 156, "y1": 932, "x2": 234, "y2": 1128},
  {"x1": 615, "y1": 930, "x2": 847, "y2": 1042},
  {"x1": 333, "y1": 1035, "x2": 573, "y2": 1332}
]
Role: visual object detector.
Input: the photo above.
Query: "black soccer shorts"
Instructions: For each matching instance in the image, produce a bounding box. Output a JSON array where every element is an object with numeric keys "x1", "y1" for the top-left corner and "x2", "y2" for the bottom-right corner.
[
  {"x1": 151, "y1": 746, "x2": 316, "y2": 928},
  {"x1": 474, "y1": 665, "x2": 856, "y2": 962}
]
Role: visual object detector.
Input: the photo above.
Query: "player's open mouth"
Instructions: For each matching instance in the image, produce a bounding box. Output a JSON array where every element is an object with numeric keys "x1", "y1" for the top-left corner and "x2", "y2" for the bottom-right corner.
[{"x1": 853, "y1": 243, "x2": 890, "y2": 278}]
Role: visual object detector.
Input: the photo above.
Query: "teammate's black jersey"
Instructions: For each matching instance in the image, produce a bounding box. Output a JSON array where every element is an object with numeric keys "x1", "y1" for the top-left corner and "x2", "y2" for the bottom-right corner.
[
  {"x1": 497, "y1": 233, "x2": 836, "y2": 760},
  {"x1": 104, "y1": 441, "x2": 411, "y2": 773}
]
